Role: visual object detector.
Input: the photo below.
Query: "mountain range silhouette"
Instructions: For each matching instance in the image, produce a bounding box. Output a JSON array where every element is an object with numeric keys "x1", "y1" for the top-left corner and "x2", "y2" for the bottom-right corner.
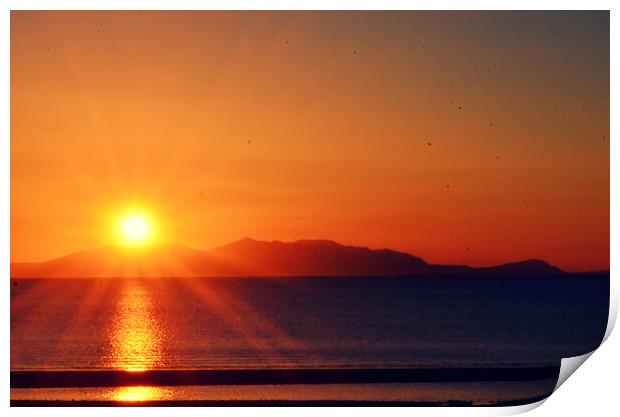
[{"x1": 10, "y1": 237, "x2": 565, "y2": 278}]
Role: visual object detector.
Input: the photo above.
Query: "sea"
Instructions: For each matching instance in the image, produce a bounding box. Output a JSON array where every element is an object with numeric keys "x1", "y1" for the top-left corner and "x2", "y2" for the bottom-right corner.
[{"x1": 10, "y1": 275, "x2": 609, "y2": 405}]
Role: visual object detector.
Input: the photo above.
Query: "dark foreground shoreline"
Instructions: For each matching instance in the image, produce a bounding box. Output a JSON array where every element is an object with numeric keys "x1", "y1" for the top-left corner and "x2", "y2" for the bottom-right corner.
[
  {"x1": 11, "y1": 366, "x2": 560, "y2": 389},
  {"x1": 11, "y1": 394, "x2": 551, "y2": 407}
]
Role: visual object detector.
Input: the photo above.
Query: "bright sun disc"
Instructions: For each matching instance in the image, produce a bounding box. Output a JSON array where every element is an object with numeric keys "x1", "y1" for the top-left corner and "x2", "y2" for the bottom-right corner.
[{"x1": 118, "y1": 214, "x2": 152, "y2": 246}]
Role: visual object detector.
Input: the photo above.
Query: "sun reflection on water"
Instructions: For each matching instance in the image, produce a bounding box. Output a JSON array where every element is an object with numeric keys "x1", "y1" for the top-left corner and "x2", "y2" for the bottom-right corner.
[
  {"x1": 112, "y1": 386, "x2": 173, "y2": 402},
  {"x1": 105, "y1": 279, "x2": 165, "y2": 371}
]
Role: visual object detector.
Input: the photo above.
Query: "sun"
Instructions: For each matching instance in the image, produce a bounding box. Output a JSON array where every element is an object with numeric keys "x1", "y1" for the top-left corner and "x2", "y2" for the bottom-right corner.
[
  {"x1": 122, "y1": 215, "x2": 149, "y2": 241},
  {"x1": 116, "y1": 211, "x2": 155, "y2": 247}
]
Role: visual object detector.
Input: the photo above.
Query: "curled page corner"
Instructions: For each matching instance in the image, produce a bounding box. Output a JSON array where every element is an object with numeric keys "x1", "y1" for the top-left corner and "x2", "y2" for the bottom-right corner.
[
  {"x1": 499, "y1": 353, "x2": 595, "y2": 415},
  {"x1": 497, "y1": 397, "x2": 548, "y2": 415},
  {"x1": 553, "y1": 288, "x2": 617, "y2": 391},
  {"x1": 555, "y1": 351, "x2": 594, "y2": 390},
  {"x1": 603, "y1": 292, "x2": 618, "y2": 343},
  {"x1": 497, "y1": 351, "x2": 597, "y2": 414}
]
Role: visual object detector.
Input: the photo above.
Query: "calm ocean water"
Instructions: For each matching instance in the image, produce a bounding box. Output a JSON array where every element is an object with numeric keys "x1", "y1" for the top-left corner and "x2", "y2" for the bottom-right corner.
[
  {"x1": 10, "y1": 275, "x2": 608, "y2": 404},
  {"x1": 11, "y1": 275, "x2": 608, "y2": 371}
]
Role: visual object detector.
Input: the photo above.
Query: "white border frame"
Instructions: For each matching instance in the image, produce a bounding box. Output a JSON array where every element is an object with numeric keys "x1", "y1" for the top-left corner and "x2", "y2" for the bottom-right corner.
[{"x1": 2, "y1": 2, "x2": 617, "y2": 416}]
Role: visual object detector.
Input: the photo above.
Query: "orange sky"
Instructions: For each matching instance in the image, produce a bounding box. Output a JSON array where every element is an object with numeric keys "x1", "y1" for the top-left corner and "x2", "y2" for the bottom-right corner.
[{"x1": 10, "y1": 11, "x2": 609, "y2": 271}]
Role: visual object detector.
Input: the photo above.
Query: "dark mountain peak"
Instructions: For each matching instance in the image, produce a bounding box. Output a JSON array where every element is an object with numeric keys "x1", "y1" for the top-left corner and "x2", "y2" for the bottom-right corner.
[
  {"x1": 292, "y1": 239, "x2": 345, "y2": 248},
  {"x1": 506, "y1": 259, "x2": 553, "y2": 267},
  {"x1": 477, "y1": 258, "x2": 564, "y2": 276},
  {"x1": 224, "y1": 238, "x2": 345, "y2": 250},
  {"x1": 207, "y1": 238, "x2": 426, "y2": 277}
]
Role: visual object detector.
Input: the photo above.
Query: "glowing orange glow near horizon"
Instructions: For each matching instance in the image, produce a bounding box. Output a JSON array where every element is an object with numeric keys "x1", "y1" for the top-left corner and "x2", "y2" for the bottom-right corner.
[{"x1": 10, "y1": 11, "x2": 609, "y2": 271}]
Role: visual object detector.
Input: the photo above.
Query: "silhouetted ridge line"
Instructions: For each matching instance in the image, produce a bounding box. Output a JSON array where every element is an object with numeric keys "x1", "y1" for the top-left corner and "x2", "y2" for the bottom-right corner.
[{"x1": 10, "y1": 238, "x2": 565, "y2": 278}]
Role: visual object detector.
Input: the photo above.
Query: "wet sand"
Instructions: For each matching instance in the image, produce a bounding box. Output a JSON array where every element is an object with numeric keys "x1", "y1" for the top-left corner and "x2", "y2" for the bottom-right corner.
[
  {"x1": 11, "y1": 395, "x2": 550, "y2": 407},
  {"x1": 11, "y1": 366, "x2": 560, "y2": 388}
]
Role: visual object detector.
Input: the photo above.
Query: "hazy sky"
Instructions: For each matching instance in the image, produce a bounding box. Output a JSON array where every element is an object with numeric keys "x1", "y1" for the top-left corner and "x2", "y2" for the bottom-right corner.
[{"x1": 11, "y1": 11, "x2": 609, "y2": 271}]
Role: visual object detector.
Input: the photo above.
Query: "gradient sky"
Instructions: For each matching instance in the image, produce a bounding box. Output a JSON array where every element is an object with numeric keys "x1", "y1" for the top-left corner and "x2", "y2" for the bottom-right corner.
[{"x1": 11, "y1": 11, "x2": 609, "y2": 271}]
